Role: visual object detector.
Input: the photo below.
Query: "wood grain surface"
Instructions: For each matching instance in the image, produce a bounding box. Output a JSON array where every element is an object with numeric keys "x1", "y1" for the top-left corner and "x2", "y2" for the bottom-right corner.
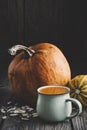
[{"x1": 0, "y1": 75, "x2": 87, "y2": 130}]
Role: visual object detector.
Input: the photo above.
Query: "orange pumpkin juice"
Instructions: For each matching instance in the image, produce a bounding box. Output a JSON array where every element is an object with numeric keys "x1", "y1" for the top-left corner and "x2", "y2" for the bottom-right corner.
[{"x1": 39, "y1": 86, "x2": 68, "y2": 95}]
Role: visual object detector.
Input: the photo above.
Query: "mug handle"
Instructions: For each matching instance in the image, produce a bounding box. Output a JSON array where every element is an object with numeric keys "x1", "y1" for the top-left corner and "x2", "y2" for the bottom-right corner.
[{"x1": 65, "y1": 98, "x2": 82, "y2": 119}]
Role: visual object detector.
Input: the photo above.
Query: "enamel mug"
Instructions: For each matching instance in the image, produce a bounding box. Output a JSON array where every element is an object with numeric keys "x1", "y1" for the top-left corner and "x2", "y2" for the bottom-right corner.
[{"x1": 36, "y1": 86, "x2": 82, "y2": 122}]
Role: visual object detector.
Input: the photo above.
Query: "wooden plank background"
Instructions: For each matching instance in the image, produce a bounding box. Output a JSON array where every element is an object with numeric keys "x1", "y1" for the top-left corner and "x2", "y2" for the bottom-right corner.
[
  {"x1": 0, "y1": 0, "x2": 64, "y2": 46},
  {"x1": 0, "y1": 0, "x2": 87, "y2": 75}
]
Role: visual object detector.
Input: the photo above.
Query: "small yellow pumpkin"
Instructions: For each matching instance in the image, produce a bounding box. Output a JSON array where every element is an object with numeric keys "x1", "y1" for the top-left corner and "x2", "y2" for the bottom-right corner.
[{"x1": 69, "y1": 75, "x2": 87, "y2": 106}]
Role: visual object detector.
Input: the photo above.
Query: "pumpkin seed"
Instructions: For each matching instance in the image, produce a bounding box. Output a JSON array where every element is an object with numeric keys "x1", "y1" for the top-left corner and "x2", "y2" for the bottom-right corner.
[
  {"x1": 9, "y1": 113, "x2": 19, "y2": 117},
  {"x1": 1, "y1": 108, "x2": 6, "y2": 113},
  {"x1": 22, "y1": 113, "x2": 30, "y2": 117},
  {"x1": 32, "y1": 113, "x2": 38, "y2": 117},
  {"x1": 14, "y1": 109, "x2": 26, "y2": 114},
  {"x1": 7, "y1": 101, "x2": 12, "y2": 105},
  {"x1": 2, "y1": 116, "x2": 7, "y2": 119},
  {"x1": 20, "y1": 117, "x2": 29, "y2": 120}
]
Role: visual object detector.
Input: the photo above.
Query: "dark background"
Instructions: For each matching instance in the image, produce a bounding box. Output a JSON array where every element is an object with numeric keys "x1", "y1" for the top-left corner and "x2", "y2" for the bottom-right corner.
[{"x1": 0, "y1": 0, "x2": 87, "y2": 78}]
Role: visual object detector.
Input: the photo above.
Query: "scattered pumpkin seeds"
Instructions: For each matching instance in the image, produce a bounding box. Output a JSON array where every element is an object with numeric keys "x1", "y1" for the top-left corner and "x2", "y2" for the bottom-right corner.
[{"x1": 0, "y1": 101, "x2": 38, "y2": 120}]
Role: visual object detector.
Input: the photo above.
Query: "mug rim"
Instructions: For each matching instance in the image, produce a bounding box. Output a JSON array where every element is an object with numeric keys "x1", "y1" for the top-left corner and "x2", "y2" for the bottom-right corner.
[{"x1": 37, "y1": 85, "x2": 70, "y2": 95}]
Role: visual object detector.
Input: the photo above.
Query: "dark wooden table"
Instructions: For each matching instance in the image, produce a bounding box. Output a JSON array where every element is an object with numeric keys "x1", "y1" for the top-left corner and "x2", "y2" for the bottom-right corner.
[{"x1": 0, "y1": 69, "x2": 87, "y2": 130}]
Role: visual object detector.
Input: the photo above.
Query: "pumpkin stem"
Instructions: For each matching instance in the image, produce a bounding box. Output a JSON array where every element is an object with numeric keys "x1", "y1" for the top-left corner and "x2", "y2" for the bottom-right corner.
[{"x1": 8, "y1": 45, "x2": 35, "y2": 57}]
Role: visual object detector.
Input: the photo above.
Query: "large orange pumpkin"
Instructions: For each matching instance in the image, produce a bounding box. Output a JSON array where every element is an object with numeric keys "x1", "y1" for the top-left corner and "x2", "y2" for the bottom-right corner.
[{"x1": 8, "y1": 43, "x2": 71, "y2": 107}]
